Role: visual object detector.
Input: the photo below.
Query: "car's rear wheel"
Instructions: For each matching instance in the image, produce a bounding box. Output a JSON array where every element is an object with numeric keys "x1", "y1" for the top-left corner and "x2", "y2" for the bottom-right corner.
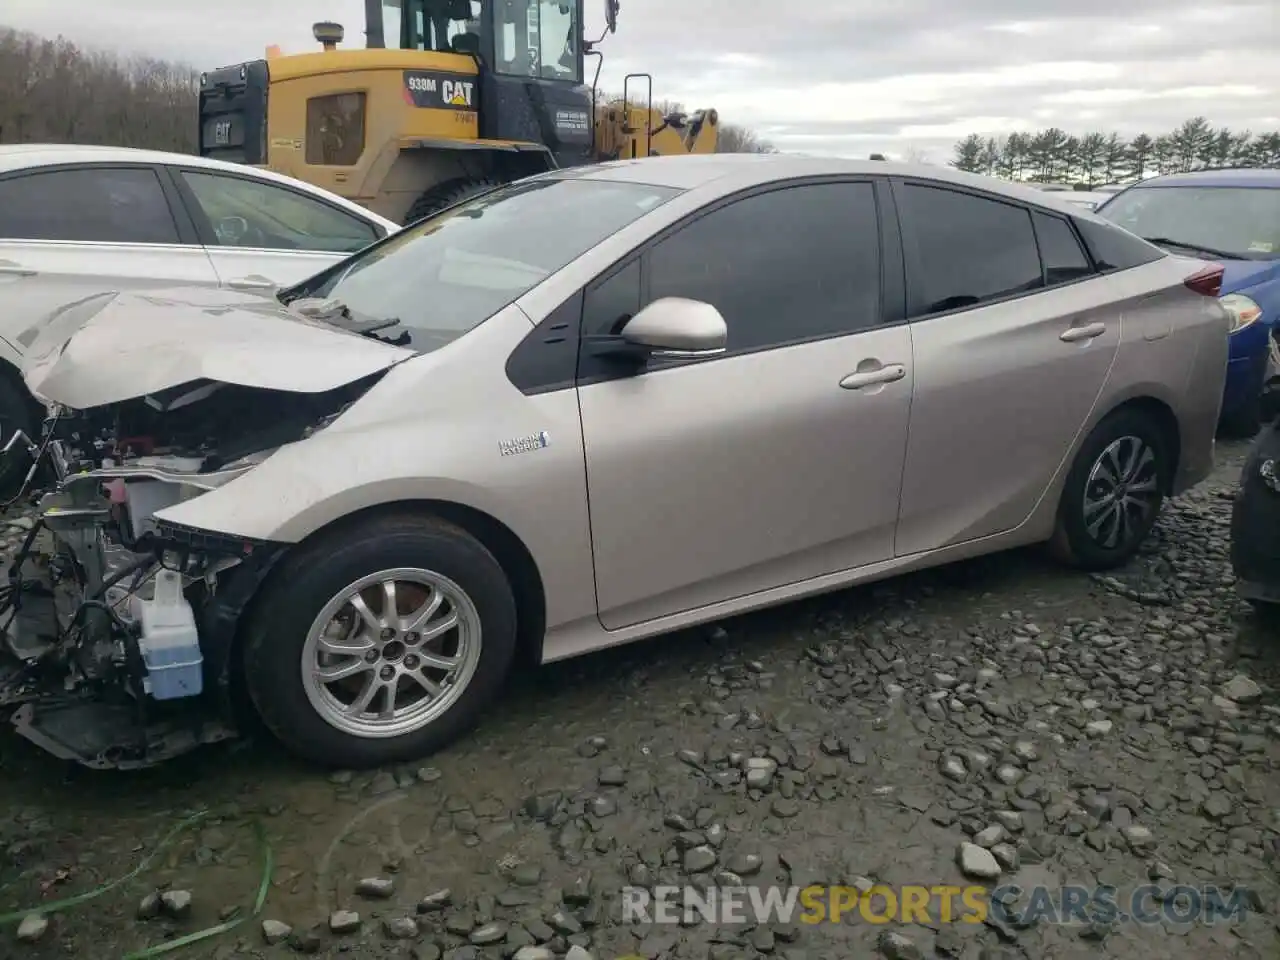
[
  {"x1": 1049, "y1": 409, "x2": 1170, "y2": 570},
  {"x1": 242, "y1": 512, "x2": 517, "y2": 768}
]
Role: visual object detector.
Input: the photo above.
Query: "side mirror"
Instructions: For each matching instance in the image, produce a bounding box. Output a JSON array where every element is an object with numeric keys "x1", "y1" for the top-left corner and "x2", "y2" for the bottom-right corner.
[
  {"x1": 616, "y1": 297, "x2": 726, "y2": 359},
  {"x1": 604, "y1": 0, "x2": 619, "y2": 33}
]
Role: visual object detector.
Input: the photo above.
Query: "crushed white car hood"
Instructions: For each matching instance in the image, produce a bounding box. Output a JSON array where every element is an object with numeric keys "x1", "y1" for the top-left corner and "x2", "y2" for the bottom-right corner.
[{"x1": 22, "y1": 287, "x2": 415, "y2": 409}]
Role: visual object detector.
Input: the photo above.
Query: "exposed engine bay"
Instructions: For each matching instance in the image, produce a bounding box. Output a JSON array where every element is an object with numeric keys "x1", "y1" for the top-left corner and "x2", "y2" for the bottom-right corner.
[{"x1": 0, "y1": 372, "x2": 385, "y2": 769}]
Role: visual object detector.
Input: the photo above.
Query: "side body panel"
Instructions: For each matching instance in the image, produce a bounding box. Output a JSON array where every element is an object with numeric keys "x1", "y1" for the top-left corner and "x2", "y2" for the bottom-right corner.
[{"x1": 578, "y1": 326, "x2": 913, "y2": 629}]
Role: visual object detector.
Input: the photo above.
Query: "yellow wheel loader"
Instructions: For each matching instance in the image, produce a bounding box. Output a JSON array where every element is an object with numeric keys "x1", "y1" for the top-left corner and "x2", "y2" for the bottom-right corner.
[{"x1": 197, "y1": 0, "x2": 718, "y2": 225}]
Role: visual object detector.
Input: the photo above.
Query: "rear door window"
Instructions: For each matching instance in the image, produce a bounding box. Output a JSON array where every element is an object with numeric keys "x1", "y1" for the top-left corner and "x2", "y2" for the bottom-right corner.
[
  {"x1": 1032, "y1": 211, "x2": 1094, "y2": 286},
  {"x1": 899, "y1": 183, "x2": 1043, "y2": 318},
  {"x1": 0, "y1": 167, "x2": 180, "y2": 244},
  {"x1": 1073, "y1": 216, "x2": 1167, "y2": 272}
]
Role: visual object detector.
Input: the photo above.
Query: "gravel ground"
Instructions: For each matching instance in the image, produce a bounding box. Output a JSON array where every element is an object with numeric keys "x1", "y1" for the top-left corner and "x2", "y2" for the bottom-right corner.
[{"x1": 0, "y1": 439, "x2": 1276, "y2": 960}]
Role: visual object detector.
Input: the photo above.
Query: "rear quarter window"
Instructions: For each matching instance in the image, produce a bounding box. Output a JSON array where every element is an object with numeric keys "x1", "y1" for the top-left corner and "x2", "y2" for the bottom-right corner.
[{"x1": 1071, "y1": 217, "x2": 1165, "y2": 273}]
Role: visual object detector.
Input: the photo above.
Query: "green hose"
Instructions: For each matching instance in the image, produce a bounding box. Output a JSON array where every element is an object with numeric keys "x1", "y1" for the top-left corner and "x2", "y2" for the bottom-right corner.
[{"x1": 0, "y1": 809, "x2": 275, "y2": 959}]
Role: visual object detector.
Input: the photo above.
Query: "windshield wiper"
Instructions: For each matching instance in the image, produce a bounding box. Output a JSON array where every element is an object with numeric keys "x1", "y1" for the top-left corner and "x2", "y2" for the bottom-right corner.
[
  {"x1": 1141, "y1": 236, "x2": 1240, "y2": 260},
  {"x1": 286, "y1": 297, "x2": 410, "y2": 346}
]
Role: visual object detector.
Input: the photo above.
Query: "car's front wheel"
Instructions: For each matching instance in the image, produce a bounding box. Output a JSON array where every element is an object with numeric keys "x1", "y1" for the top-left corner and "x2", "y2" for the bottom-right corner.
[
  {"x1": 242, "y1": 512, "x2": 517, "y2": 768},
  {"x1": 1049, "y1": 408, "x2": 1170, "y2": 570}
]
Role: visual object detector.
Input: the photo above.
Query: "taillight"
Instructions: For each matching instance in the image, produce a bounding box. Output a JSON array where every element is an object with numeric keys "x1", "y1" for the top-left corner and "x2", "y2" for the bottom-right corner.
[{"x1": 1184, "y1": 264, "x2": 1224, "y2": 297}]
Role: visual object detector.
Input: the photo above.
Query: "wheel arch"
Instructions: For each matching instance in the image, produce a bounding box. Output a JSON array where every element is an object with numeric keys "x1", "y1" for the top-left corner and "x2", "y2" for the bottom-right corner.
[
  {"x1": 227, "y1": 498, "x2": 548, "y2": 683},
  {"x1": 1091, "y1": 394, "x2": 1182, "y2": 494}
]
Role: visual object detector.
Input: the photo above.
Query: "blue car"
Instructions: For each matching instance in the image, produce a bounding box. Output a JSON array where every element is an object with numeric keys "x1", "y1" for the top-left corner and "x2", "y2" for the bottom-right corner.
[{"x1": 1097, "y1": 169, "x2": 1280, "y2": 435}]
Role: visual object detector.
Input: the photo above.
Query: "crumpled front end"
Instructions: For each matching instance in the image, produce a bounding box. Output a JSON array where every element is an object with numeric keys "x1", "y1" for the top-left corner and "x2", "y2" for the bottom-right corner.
[{"x1": 0, "y1": 367, "x2": 391, "y2": 769}]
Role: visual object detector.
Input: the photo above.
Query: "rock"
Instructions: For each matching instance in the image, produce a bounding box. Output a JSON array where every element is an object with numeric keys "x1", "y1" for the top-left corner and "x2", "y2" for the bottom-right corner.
[
  {"x1": 1222, "y1": 675, "x2": 1262, "y2": 703},
  {"x1": 771, "y1": 797, "x2": 801, "y2": 818},
  {"x1": 1122, "y1": 825, "x2": 1155, "y2": 850},
  {"x1": 727, "y1": 850, "x2": 763, "y2": 875},
  {"x1": 469, "y1": 921, "x2": 506, "y2": 945},
  {"x1": 356, "y1": 876, "x2": 396, "y2": 899},
  {"x1": 329, "y1": 909, "x2": 361, "y2": 934},
  {"x1": 509, "y1": 863, "x2": 542, "y2": 887},
  {"x1": 137, "y1": 892, "x2": 162, "y2": 920},
  {"x1": 563, "y1": 947, "x2": 595, "y2": 960},
  {"x1": 289, "y1": 925, "x2": 325, "y2": 954},
  {"x1": 684, "y1": 845, "x2": 718, "y2": 873},
  {"x1": 367, "y1": 771, "x2": 399, "y2": 795},
  {"x1": 878, "y1": 929, "x2": 925, "y2": 960},
  {"x1": 991, "y1": 843, "x2": 1019, "y2": 871},
  {"x1": 974, "y1": 825, "x2": 1007, "y2": 848},
  {"x1": 1012, "y1": 741, "x2": 1039, "y2": 763},
  {"x1": 16, "y1": 913, "x2": 47, "y2": 943},
  {"x1": 745, "y1": 757, "x2": 778, "y2": 788},
  {"x1": 418, "y1": 887, "x2": 453, "y2": 911},
  {"x1": 1202, "y1": 793, "x2": 1233, "y2": 820},
  {"x1": 385, "y1": 916, "x2": 419, "y2": 939},
  {"x1": 261, "y1": 919, "x2": 292, "y2": 945},
  {"x1": 957, "y1": 842, "x2": 1001, "y2": 879},
  {"x1": 1086, "y1": 720, "x2": 1113, "y2": 737},
  {"x1": 598, "y1": 765, "x2": 626, "y2": 786},
  {"x1": 512, "y1": 948, "x2": 557, "y2": 960},
  {"x1": 939, "y1": 755, "x2": 967, "y2": 781},
  {"x1": 995, "y1": 765, "x2": 1022, "y2": 785},
  {"x1": 159, "y1": 889, "x2": 192, "y2": 919},
  {"x1": 993, "y1": 811, "x2": 1023, "y2": 832}
]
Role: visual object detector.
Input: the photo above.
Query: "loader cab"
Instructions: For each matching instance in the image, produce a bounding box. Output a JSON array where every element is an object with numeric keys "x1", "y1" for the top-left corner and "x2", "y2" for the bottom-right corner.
[{"x1": 370, "y1": 0, "x2": 594, "y2": 167}]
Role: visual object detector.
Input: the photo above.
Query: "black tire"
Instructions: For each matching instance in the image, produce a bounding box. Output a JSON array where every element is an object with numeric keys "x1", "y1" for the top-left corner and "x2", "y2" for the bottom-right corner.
[
  {"x1": 242, "y1": 511, "x2": 517, "y2": 768},
  {"x1": 1249, "y1": 599, "x2": 1280, "y2": 624},
  {"x1": 1049, "y1": 408, "x2": 1171, "y2": 571},
  {"x1": 1219, "y1": 390, "x2": 1263, "y2": 439},
  {"x1": 0, "y1": 373, "x2": 37, "y2": 497},
  {"x1": 403, "y1": 177, "x2": 504, "y2": 225},
  {"x1": 1221, "y1": 340, "x2": 1277, "y2": 439}
]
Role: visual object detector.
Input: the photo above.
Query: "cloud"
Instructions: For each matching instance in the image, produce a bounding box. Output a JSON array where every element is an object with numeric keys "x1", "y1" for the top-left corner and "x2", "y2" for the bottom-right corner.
[{"x1": 4, "y1": 0, "x2": 1278, "y2": 162}]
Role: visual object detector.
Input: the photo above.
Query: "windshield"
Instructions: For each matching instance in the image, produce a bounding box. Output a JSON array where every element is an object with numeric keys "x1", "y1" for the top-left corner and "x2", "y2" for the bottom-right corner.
[
  {"x1": 285, "y1": 178, "x2": 680, "y2": 352},
  {"x1": 1097, "y1": 186, "x2": 1280, "y2": 260},
  {"x1": 495, "y1": 0, "x2": 582, "y2": 82}
]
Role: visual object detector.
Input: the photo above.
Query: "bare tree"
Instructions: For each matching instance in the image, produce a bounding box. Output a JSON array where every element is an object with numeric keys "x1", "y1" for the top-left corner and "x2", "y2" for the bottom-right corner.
[
  {"x1": 0, "y1": 32, "x2": 780, "y2": 160},
  {"x1": 0, "y1": 27, "x2": 199, "y2": 150},
  {"x1": 716, "y1": 123, "x2": 776, "y2": 154}
]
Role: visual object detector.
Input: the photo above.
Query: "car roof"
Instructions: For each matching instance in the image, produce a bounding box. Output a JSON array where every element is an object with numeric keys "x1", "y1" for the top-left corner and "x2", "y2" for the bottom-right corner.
[
  {"x1": 1129, "y1": 168, "x2": 1280, "y2": 189},
  {"x1": 549, "y1": 154, "x2": 1091, "y2": 212},
  {"x1": 0, "y1": 143, "x2": 399, "y2": 229}
]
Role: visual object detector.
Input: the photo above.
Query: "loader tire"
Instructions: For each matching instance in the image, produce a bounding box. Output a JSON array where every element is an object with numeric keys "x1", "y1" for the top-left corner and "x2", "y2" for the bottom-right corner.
[{"x1": 403, "y1": 178, "x2": 504, "y2": 225}]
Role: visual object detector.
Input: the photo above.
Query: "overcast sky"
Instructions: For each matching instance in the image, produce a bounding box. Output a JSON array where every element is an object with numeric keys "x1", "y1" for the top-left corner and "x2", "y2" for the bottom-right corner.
[{"x1": 5, "y1": 0, "x2": 1278, "y2": 161}]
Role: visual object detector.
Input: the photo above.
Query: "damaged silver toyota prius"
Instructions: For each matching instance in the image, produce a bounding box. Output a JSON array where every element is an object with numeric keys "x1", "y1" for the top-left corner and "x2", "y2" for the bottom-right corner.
[{"x1": 0, "y1": 157, "x2": 1228, "y2": 770}]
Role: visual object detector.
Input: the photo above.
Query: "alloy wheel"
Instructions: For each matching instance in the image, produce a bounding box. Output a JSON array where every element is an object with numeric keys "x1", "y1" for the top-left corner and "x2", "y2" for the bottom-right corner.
[
  {"x1": 300, "y1": 567, "x2": 482, "y2": 739},
  {"x1": 1081, "y1": 435, "x2": 1160, "y2": 550}
]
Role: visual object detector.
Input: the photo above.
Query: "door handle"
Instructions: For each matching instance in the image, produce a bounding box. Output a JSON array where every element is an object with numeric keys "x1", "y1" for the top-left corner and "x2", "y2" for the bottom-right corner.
[
  {"x1": 840, "y1": 363, "x2": 907, "y2": 390},
  {"x1": 0, "y1": 263, "x2": 36, "y2": 277},
  {"x1": 226, "y1": 277, "x2": 277, "y2": 291},
  {"x1": 1060, "y1": 321, "x2": 1107, "y2": 343}
]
